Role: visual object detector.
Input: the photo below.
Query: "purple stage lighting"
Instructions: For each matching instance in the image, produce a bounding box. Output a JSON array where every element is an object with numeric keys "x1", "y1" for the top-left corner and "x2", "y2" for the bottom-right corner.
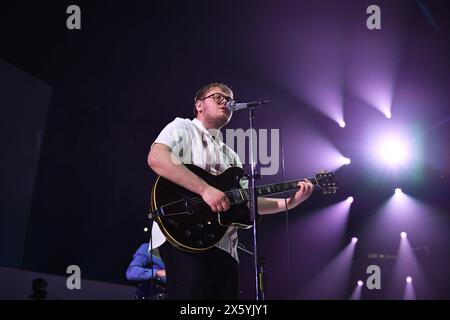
[
  {"x1": 384, "y1": 111, "x2": 392, "y2": 119},
  {"x1": 375, "y1": 136, "x2": 410, "y2": 167}
]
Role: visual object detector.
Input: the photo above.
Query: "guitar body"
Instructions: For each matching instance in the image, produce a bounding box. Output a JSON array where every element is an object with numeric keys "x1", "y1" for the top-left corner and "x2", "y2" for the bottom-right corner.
[
  {"x1": 151, "y1": 164, "x2": 254, "y2": 253},
  {"x1": 150, "y1": 164, "x2": 337, "y2": 253}
]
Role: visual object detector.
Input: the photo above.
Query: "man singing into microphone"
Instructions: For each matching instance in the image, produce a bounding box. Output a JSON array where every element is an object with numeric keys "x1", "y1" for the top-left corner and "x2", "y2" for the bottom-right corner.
[{"x1": 147, "y1": 82, "x2": 314, "y2": 299}]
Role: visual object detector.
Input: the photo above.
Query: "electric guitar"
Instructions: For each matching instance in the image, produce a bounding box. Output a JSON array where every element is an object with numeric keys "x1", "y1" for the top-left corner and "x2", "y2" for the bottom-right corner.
[{"x1": 150, "y1": 164, "x2": 337, "y2": 252}]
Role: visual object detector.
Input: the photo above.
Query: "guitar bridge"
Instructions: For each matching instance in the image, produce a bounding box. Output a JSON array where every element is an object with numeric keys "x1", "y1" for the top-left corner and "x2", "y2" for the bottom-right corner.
[{"x1": 184, "y1": 197, "x2": 195, "y2": 215}]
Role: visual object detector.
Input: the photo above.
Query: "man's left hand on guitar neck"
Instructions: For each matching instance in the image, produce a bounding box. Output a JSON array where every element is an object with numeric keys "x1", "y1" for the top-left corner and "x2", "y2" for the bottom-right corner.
[{"x1": 257, "y1": 180, "x2": 314, "y2": 215}]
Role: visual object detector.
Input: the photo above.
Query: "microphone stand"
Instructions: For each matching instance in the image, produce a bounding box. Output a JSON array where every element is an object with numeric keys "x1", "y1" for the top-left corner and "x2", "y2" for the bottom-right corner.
[
  {"x1": 228, "y1": 100, "x2": 273, "y2": 300},
  {"x1": 238, "y1": 243, "x2": 269, "y2": 300},
  {"x1": 247, "y1": 107, "x2": 263, "y2": 300},
  {"x1": 149, "y1": 220, "x2": 155, "y2": 300}
]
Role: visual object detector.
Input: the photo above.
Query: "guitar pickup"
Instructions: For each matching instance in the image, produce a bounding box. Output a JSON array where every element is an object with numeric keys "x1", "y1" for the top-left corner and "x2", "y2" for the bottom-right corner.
[{"x1": 230, "y1": 188, "x2": 245, "y2": 204}]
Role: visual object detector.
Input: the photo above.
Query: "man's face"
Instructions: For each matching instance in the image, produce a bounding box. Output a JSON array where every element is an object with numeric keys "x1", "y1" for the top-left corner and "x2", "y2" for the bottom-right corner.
[{"x1": 196, "y1": 87, "x2": 233, "y2": 129}]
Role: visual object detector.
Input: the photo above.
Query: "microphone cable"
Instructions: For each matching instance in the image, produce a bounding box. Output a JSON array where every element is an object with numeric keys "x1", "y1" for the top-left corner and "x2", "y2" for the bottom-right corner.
[{"x1": 274, "y1": 101, "x2": 295, "y2": 299}]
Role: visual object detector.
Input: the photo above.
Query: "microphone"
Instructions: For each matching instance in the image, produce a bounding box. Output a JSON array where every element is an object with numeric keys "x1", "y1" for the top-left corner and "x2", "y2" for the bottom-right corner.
[{"x1": 226, "y1": 100, "x2": 272, "y2": 111}]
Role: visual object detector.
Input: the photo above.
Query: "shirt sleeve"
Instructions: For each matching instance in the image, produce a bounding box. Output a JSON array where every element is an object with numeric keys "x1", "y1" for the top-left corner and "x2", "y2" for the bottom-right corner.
[
  {"x1": 125, "y1": 253, "x2": 155, "y2": 281},
  {"x1": 153, "y1": 117, "x2": 193, "y2": 164},
  {"x1": 125, "y1": 245, "x2": 166, "y2": 282}
]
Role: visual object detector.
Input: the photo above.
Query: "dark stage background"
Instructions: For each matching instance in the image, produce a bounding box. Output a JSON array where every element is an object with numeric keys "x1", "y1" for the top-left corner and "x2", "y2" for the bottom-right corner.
[{"x1": 1, "y1": 0, "x2": 449, "y2": 299}]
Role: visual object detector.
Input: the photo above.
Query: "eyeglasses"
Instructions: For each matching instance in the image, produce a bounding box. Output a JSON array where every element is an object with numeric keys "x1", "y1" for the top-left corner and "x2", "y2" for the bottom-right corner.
[{"x1": 199, "y1": 93, "x2": 232, "y2": 105}]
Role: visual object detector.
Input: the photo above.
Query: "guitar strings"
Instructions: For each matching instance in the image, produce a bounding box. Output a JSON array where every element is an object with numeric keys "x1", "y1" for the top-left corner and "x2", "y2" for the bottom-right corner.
[
  {"x1": 158, "y1": 177, "x2": 327, "y2": 212},
  {"x1": 186, "y1": 178, "x2": 310, "y2": 206}
]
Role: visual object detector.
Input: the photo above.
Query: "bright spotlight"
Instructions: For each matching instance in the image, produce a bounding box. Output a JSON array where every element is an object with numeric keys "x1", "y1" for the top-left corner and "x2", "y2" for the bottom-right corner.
[
  {"x1": 400, "y1": 232, "x2": 407, "y2": 239},
  {"x1": 339, "y1": 120, "x2": 346, "y2": 128},
  {"x1": 406, "y1": 276, "x2": 412, "y2": 283},
  {"x1": 357, "y1": 280, "x2": 364, "y2": 287},
  {"x1": 351, "y1": 237, "x2": 358, "y2": 244},
  {"x1": 375, "y1": 136, "x2": 411, "y2": 167},
  {"x1": 347, "y1": 196, "x2": 354, "y2": 204}
]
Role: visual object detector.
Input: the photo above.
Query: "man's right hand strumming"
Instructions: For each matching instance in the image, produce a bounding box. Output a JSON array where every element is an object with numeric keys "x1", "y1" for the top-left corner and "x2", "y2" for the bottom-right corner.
[{"x1": 200, "y1": 185, "x2": 230, "y2": 213}]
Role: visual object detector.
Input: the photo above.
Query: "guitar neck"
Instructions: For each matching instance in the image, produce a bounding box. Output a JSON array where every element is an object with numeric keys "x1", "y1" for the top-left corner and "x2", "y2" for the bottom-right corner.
[{"x1": 243, "y1": 177, "x2": 317, "y2": 199}]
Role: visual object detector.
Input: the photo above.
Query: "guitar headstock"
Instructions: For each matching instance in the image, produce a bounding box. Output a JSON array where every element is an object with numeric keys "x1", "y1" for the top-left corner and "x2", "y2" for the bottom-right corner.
[{"x1": 315, "y1": 170, "x2": 338, "y2": 195}]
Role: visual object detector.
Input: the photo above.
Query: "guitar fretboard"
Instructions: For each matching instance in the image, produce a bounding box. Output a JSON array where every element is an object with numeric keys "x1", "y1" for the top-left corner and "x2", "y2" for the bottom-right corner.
[{"x1": 242, "y1": 177, "x2": 317, "y2": 199}]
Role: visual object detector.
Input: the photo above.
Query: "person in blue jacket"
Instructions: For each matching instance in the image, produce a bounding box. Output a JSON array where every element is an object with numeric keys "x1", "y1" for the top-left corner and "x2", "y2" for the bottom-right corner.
[{"x1": 126, "y1": 242, "x2": 167, "y2": 299}]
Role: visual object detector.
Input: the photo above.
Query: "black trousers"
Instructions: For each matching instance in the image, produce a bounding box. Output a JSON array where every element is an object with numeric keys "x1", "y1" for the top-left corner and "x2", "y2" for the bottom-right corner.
[{"x1": 159, "y1": 241, "x2": 239, "y2": 300}]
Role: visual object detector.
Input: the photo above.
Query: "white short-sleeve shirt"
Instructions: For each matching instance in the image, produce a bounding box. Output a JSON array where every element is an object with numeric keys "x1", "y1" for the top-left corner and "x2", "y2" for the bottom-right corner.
[{"x1": 150, "y1": 117, "x2": 247, "y2": 262}]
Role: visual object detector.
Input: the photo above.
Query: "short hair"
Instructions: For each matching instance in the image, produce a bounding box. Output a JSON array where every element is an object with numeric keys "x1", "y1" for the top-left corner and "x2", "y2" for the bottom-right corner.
[{"x1": 193, "y1": 82, "x2": 233, "y2": 116}]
